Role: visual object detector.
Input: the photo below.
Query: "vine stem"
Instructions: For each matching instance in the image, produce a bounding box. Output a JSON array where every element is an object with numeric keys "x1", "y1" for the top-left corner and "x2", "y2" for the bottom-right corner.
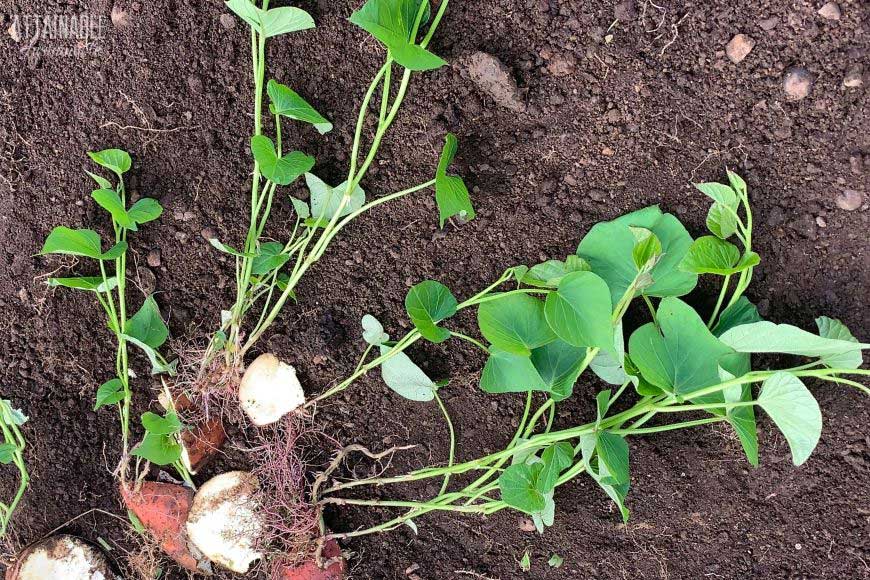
[{"x1": 433, "y1": 390, "x2": 455, "y2": 495}]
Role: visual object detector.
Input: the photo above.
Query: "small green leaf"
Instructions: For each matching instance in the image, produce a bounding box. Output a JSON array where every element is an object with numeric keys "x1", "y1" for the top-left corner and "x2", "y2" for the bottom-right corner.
[
  {"x1": 435, "y1": 134, "x2": 475, "y2": 227},
  {"x1": 679, "y1": 236, "x2": 750, "y2": 275},
  {"x1": 726, "y1": 170, "x2": 747, "y2": 197},
  {"x1": 405, "y1": 280, "x2": 458, "y2": 343},
  {"x1": 47, "y1": 276, "x2": 118, "y2": 293},
  {"x1": 478, "y1": 293, "x2": 556, "y2": 356},
  {"x1": 132, "y1": 432, "x2": 182, "y2": 466},
  {"x1": 100, "y1": 241, "x2": 128, "y2": 260},
  {"x1": 631, "y1": 229, "x2": 662, "y2": 270},
  {"x1": 267, "y1": 80, "x2": 332, "y2": 134},
  {"x1": 815, "y1": 317, "x2": 862, "y2": 369},
  {"x1": 127, "y1": 198, "x2": 163, "y2": 225},
  {"x1": 251, "y1": 136, "x2": 314, "y2": 185},
  {"x1": 251, "y1": 242, "x2": 290, "y2": 275},
  {"x1": 707, "y1": 202, "x2": 739, "y2": 239},
  {"x1": 1, "y1": 401, "x2": 28, "y2": 426},
  {"x1": 543, "y1": 271, "x2": 613, "y2": 350},
  {"x1": 537, "y1": 442, "x2": 574, "y2": 493},
  {"x1": 85, "y1": 170, "x2": 112, "y2": 189},
  {"x1": 379, "y1": 345, "x2": 436, "y2": 402},
  {"x1": 0, "y1": 443, "x2": 18, "y2": 464},
  {"x1": 289, "y1": 196, "x2": 310, "y2": 219},
  {"x1": 694, "y1": 181, "x2": 737, "y2": 208},
  {"x1": 92, "y1": 188, "x2": 135, "y2": 229},
  {"x1": 126, "y1": 296, "x2": 169, "y2": 349},
  {"x1": 590, "y1": 321, "x2": 630, "y2": 385},
  {"x1": 208, "y1": 238, "x2": 256, "y2": 258},
  {"x1": 362, "y1": 314, "x2": 390, "y2": 345},
  {"x1": 349, "y1": 0, "x2": 445, "y2": 71},
  {"x1": 521, "y1": 257, "x2": 590, "y2": 288},
  {"x1": 41, "y1": 227, "x2": 104, "y2": 259},
  {"x1": 88, "y1": 148, "x2": 132, "y2": 176},
  {"x1": 595, "y1": 432, "x2": 629, "y2": 486},
  {"x1": 260, "y1": 6, "x2": 315, "y2": 37},
  {"x1": 224, "y1": 0, "x2": 261, "y2": 28},
  {"x1": 120, "y1": 334, "x2": 177, "y2": 376},
  {"x1": 548, "y1": 554, "x2": 564, "y2": 568},
  {"x1": 499, "y1": 462, "x2": 546, "y2": 514},
  {"x1": 757, "y1": 372, "x2": 822, "y2": 466},
  {"x1": 306, "y1": 173, "x2": 366, "y2": 221},
  {"x1": 94, "y1": 378, "x2": 125, "y2": 410},
  {"x1": 141, "y1": 411, "x2": 182, "y2": 435}
]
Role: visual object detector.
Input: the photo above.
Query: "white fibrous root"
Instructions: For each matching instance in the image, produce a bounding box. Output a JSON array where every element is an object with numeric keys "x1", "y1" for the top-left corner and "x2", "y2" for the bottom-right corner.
[
  {"x1": 238, "y1": 353, "x2": 306, "y2": 426},
  {"x1": 185, "y1": 471, "x2": 263, "y2": 574}
]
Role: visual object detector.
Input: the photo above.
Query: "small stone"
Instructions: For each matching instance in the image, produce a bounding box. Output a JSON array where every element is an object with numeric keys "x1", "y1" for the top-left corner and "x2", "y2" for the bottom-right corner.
[
  {"x1": 835, "y1": 189, "x2": 863, "y2": 211},
  {"x1": 795, "y1": 543, "x2": 802, "y2": 550},
  {"x1": 146, "y1": 249, "x2": 162, "y2": 268},
  {"x1": 726, "y1": 34, "x2": 755, "y2": 64},
  {"x1": 758, "y1": 17, "x2": 779, "y2": 31},
  {"x1": 815, "y1": 216, "x2": 827, "y2": 228},
  {"x1": 547, "y1": 53, "x2": 576, "y2": 77},
  {"x1": 783, "y1": 67, "x2": 815, "y2": 101},
  {"x1": 843, "y1": 65, "x2": 864, "y2": 88},
  {"x1": 817, "y1": 2, "x2": 841, "y2": 21},
  {"x1": 111, "y1": 5, "x2": 130, "y2": 27},
  {"x1": 220, "y1": 13, "x2": 236, "y2": 29},
  {"x1": 464, "y1": 52, "x2": 525, "y2": 112},
  {"x1": 7, "y1": 20, "x2": 20, "y2": 42},
  {"x1": 602, "y1": 146, "x2": 615, "y2": 156},
  {"x1": 187, "y1": 75, "x2": 203, "y2": 94},
  {"x1": 201, "y1": 227, "x2": 217, "y2": 240},
  {"x1": 518, "y1": 518, "x2": 537, "y2": 532}
]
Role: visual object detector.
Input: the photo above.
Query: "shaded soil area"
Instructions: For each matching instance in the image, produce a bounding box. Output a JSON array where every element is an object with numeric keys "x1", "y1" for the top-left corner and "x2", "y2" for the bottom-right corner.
[{"x1": 1, "y1": 0, "x2": 868, "y2": 578}]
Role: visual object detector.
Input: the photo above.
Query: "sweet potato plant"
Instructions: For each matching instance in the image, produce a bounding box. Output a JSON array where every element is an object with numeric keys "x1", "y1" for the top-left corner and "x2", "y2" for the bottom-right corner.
[
  {"x1": 0, "y1": 398, "x2": 29, "y2": 538},
  {"x1": 200, "y1": 0, "x2": 473, "y2": 387},
  {"x1": 312, "y1": 172, "x2": 868, "y2": 549},
  {"x1": 39, "y1": 149, "x2": 182, "y2": 481}
]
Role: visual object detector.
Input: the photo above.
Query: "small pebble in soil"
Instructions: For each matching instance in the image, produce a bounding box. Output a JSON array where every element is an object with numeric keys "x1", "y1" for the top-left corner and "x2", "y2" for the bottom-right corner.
[
  {"x1": 8, "y1": 20, "x2": 20, "y2": 42},
  {"x1": 817, "y1": 2, "x2": 841, "y2": 21},
  {"x1": 758, "y1": 17, "x2": 779, "y2": 31},
  {"x1": 220, "y1": 13, "x2": 236, "y2": 29},
  {"x1": 726, "y1": 34, "x2": 755, "y2": 64},
  {"x1": 201, "y1": 227, "x2": 216, "y2": 240},
  {"x1": 146, "y1": 248, "x2": 162, "y2": 268},
  {"x1": 464, "y1": 52, "x2": 525, "y2": 113},
  {"x1": 843, "y1": 64, "x2": 863, "y2": 88},
  {"x1": 111, "y1": 5, "x2": 130, "y2": 28},
  {"x1": 835, "y1": 189, "x2": 863, "y2": 211},
  {"x1": 783, "y1": 67, "x2": 814, "y2": 101}
]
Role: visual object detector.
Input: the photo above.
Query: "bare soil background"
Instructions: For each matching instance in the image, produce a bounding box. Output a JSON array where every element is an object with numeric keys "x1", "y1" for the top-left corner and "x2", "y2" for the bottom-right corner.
[{"x1": 1, "y1": 0, "x2": 868, "y2": 578}]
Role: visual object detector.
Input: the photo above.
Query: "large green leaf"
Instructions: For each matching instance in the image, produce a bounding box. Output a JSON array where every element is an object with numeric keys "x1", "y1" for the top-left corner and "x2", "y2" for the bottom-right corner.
[
  {"x1": 719, "y1": 321, "x2": 869, "y2": 360},
  {"x1": 537, "y1": 442, "x2": 574, "y2": 492},
  {"x1": 306, "y1": 173, "x2": 366, "y2": 221},
  {"x1": 577, "y1": 206, "x2": 697, "y2": 304},
  {"x1": 126, "y1": 296, "x2": 169, "y2": 349},
  {"x1": 477, "y1": 293, "x2": 556, "y2": 356},
  {"x1": 40, "y1": 227, "x2": 126, "y2": 260},
  {"x1": 757, "y1": 372, "x2": 822, "y2": 466},
  {"x1": 267, "y1": 80, "x2": 332, "y2": 134},
  {"x1": 628, "y1": 297, "x2": 732, "y2": 397},
  {"x1": 815, "y1": 317, "x2": 862, "y2": 369},
  {"x1": 349, "y1": 0, "x2": 445, "y2": 71},
  {"x1": 498, "y1": 463, "x2": 546, "y2": 514},
  {"x1": 88, "y1": 148, "x2": 131, "y2": 176},
  {"x1": 694, "y1": 181, "x2": 737, "y2": 207},
  {"x1": 379, "y1": 345, "x2": 436, "y2": 402},
  {"x1": 260, "y1": 6, "x2": 315, "y2": 37},
  {"x1": 707, "y1": 203, "x2": 739, "y2": 239},
  {"x1": 543, "y1": 271, "x2": 613, "y2": 350},
  {"x1": 480, "y1": 340, "x2": 587, "y2": 400},
  {"x1": 251, "y1": 136, "x2": 314, "y2": 185},
  {"x1": 578, "y1": 432, "x2": 630, "y2": 522},
  {"x1": 434, "y1": 134, "x2": 474, "y2": 227},
  {"x1": 405, "y1": 280, "x2": 457, "y2": 343},
  {"x1": 679, "y1": 236, "x2": 756, "y2": 275}
]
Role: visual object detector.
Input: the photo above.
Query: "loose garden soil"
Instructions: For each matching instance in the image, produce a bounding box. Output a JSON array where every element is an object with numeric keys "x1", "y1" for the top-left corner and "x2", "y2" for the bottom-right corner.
[{"x1": 1, "y1": 0, "x2": 868, "y2": 578}]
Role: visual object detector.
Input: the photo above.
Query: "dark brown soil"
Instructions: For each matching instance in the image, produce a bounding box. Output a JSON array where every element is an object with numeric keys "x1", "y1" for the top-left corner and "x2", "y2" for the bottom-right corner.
[{"x1": 1, "y1": 1, "x2": 869, "y2": 579}]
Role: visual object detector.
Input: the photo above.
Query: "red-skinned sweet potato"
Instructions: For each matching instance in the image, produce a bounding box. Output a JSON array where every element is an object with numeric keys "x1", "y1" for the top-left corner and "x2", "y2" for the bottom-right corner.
[{"x1": 276, "y1": 539, "x2": 345, "y2": 580}]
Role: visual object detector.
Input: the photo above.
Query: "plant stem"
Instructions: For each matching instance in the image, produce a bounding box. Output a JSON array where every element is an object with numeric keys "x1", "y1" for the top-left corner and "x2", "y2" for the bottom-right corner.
[
  {"x1": 707, "y1": 273, "x2": 731, "y2": 328},
  {"x1": 433, "y1": 390, "x2": 455, "y2": 495}
]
